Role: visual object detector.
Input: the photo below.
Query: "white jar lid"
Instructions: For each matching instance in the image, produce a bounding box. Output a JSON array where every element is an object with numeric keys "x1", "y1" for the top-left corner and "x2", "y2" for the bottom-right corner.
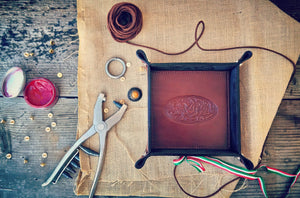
[{"x1": 1, "y1": 67, "x2": 26, "y2": 98}]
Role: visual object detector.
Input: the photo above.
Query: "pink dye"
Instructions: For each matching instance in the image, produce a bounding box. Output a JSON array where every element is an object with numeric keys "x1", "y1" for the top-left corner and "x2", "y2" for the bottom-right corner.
[{"x1": 24, "y1": 78, "x2": 58, "y2": 108}]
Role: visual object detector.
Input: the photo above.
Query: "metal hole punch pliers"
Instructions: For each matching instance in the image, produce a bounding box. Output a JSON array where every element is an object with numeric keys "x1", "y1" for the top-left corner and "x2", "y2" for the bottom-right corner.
[{"x1": 42, "y1": 93, "x2": 127, "y2": 198}]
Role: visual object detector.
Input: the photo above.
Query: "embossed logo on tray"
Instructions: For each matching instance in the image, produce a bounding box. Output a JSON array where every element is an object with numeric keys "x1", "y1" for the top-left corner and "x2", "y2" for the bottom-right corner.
[{"x1": 165, "y1": 95, "x2": 218, "y2": 124}]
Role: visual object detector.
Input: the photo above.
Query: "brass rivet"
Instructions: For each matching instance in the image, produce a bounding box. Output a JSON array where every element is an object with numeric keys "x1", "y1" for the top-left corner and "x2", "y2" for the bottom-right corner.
[
  {"x1": 29, "y1": 52, "x2": 34, "y2": 56},
  {"x1": 45, "y1": 127, "x2": 51, "y2": 133},
  {"x1": 29, "y1": 115, "x2": 34, "y2": 120},
  {"x1": 24, "y1": 136, "x2": 30, "y2": 141},
  {"x1": 40, "y1": 162, "x2": 46, "y2": 167},
  {"x1": 139, "y1": 66, "x2": 147, "y2": 72},
  {"x1": 50, "y1": 40, "x2": 55, "y2": 45},
  {"x1": 6, "y1": 153, "x2": 12, "y2": 159},
  {"x1": 57, "y1": 72, "x2": 63, "y2": 78},
  {"x1": 104, "y1": 108, "x2": 109, "y2": 113},
  {"x1": 24, "y1": 159, "x2": 28, "y2": 164},
  {"x1": 48, "y1": 113, "x2": 53, "y2": 118},
  {"x1": 51, "y1": 122, "x2": 56, "y2": 127},
  {"x1": 126, "y1": 62, "x2": 131, "y2": 67},
  {"x1": 24, "y1": 52, "x2": 30, "y2": 57},
  {"x1": 120, "y1": 77, "x2": 126, "y2": 81},
  {"x1": 42, "y1": 153, "x2": 48, "y2": 159},
  {"x1": 49, "y1": 49, "x2": 54, "y2": 54},
  {"x1": 9, "y1": 120, "x2": 15, "y2": 125},
  {"x1": 119, "y1": 99, "x2": 125, "y2": 104},
  {"x1": 0, "y1": 119, "x2": 6, "y2": 124}
]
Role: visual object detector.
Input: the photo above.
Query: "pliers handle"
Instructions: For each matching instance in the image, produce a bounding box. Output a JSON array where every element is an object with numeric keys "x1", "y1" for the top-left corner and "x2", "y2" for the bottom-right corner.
[
  {"x1": 42, "y1": 93, "x2": 127, "y2": 197},
  {"x1": 41, "y1": 126, "x2": 96, "y2": 186}
]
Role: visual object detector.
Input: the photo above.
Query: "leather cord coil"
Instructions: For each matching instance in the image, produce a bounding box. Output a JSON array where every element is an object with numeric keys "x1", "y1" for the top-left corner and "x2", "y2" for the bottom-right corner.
[
  {"x1": 107, "y1": 2, "x2": 143, "y2": 43},
  {"x1": 107, "y1": 2, "x2": 296, "y2": 80}
]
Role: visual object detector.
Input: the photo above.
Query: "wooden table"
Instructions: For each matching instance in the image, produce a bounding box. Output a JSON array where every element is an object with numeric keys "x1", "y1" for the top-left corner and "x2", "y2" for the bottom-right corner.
[{"x1": 0, "y1": 1, "x2": 299, "y2": 197}]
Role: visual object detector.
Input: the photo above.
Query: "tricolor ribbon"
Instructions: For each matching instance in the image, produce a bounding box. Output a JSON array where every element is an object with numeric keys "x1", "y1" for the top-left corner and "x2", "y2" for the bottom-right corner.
[{"x1": 173, "y1": 156, "x2": 300, "y2": 198}]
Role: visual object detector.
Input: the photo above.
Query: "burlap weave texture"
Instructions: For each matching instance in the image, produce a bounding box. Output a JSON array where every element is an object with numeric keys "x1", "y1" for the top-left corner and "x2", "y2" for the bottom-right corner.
[{"x1": 76, "y1": 0, "x2": 300, "y2": 197}]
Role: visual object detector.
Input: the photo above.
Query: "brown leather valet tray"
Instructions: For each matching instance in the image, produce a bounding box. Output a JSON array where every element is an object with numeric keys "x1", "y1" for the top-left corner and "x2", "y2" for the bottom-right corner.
[{"x1": 135, "y1": 50, "x2": 253, "y2": 169}]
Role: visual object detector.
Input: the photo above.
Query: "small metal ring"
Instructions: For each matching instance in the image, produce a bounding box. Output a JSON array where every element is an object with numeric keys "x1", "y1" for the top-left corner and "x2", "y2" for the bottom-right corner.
[{"x1": 105, "y1": 57, "x2": 126, "y2": 79}]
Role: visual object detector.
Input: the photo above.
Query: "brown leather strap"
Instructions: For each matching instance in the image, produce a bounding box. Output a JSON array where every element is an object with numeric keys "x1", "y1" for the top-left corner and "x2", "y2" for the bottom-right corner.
[
  {"x1": 173, "y1": 165, "x2": 241, "y2": 198},
  {"x1": 107, "y1": 3, "x2": 296, "y2": 81},
  {"x1": 107, "y1": 2, "x2": 143, "y2": 43}
]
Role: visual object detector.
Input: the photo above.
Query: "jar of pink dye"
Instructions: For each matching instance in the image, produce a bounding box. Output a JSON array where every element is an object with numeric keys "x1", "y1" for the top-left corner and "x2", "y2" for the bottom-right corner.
[{"x1": 24, "y1": 78, "x2": 59, "y2": 108}]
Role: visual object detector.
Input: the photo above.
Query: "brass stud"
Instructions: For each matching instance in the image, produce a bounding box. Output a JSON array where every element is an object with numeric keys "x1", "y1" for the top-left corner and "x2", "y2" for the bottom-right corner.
[
  {"x1": 6, "y1": 153, "x2": 12, "y2": 159},
  {"x1": 29, "y1": 115, "x2": 34, "y2": 120},
  {"x1": 104, "y1": 108, "x2": 109, "y2": 114},
  {"x1": 57, "y1": 72, "x2": 63, "y2": 78},
  {"x1": 50, "y1": 40, "x2": 55, "y2": 45},
  {"x1": 24, "y1": 159, "x2": 28, "y2": 164},
  {"x1": 24, "y1": 52, "x2": 30, "y2": 57},
  {"x1": 45, "y1": 127, "x2": 51, "y2": 133},
  {"x1": 48, "y1": 113, "x2": 53, "y2": 118},
  {"x1": 9, "y1": 120, "x2": 15, "y2": 125},
  {"x1": 139, "y1": 66, "x2": 147, "y2": 72},
  {"x1": 42, "y1": 153, "x2": 48, "y2": 159},
  {"x1": 24, "y1": 136, "x2": 30, "y2": 141},
  {"x1": 29, "y1": 52, "x2": 34, "y2": 56},
  {"x1": 120, "y1": 77, "x2": 126, "y2": 81},
  {"x1": 51, "y1": 122, "x2": 56, "y2": 127},
  {"x1": 40, "y1": 162, "x2": 46, "y2": 167},
  {"x1": 119, "y1": 99, "x2": 125, "y2": 104},
  {"x1": 0, "y1": 119, "x2": 6, "y2": 124},
  {"x1": 49, "y1": 49, "x2": 54, "y2": 54}
]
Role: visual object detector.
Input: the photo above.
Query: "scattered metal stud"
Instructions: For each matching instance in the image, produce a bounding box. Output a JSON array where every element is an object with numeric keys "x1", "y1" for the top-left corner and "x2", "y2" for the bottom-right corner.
[
  {"x1": 120, "y1": 76, "x2": 126, "y2": 82},
  {"x1": 42, "y1": 152, "x2": 48, "y2": 159},
  {"x1": 57, "y1": 72, "x2": 63, "y2": 78},
  {"x1": 24, "y1": 52, "x2": 30, "y2": 57},
  {"x1": 48, "y1": 113, "x2": 53, "y2": 118},
  {"x1": 51, "y1": 122, "x2": 57, "y2": 127},
  {"x1": 6, "y1": 153, "x2": 12, "y2": 159},
  {"x1": 126, "y1": 62, "x2": 131, "y2": 67},
  {"x1": 9, "y1": 120, "x2": 15, "y2": 125},
  {"x1": 50, "y1": 40, "x2": 55, "y2": 45},
  {"x1": 49, "y1": 49, "x2": 54, "y2": 54},
  {"x1": 24, "y1": 159, "x2": 28, "y2": 164},
  {"x1": 139, "y1": 66, "x2": 147, "y2": 72},
  {"x1": 119, "y1": 99, "x2": 125, "y2": 105},
  {"x1": 104, "y1": 108, "x2": 109, "y2": 114},
  {"x1": 45, "y1": 127, "x2": 51, "y2": 133},
  {"x1": 0, "y1": 119, "x2": 6, "y2": 124},
  {"x1": 40, "y1": 162, "x2": 46, "y2": 167},
  {"x1": 24, "y1": 136, "x2": 30, "y2": 141},
  {"x1": 29, "y1": 115, "x2": 34, "y2": 120},
  {"x1": 29, "y1": 52, "x2": 34, "y2": 56}
]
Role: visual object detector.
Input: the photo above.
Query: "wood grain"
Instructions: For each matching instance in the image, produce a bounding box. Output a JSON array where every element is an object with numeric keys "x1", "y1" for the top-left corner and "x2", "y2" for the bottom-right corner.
[
  {"x1": 0, "y1": 98, "x2": 79, "y2": 198},
  {"x1": 0, "y1": 0, "x2": 78, "y2": 97},
  {"x1": 284, "y1": 60, "x2": 300, "y2": 99},
  {"x1": 233, "y1": 100, "x2": 300, "y2": 198}
]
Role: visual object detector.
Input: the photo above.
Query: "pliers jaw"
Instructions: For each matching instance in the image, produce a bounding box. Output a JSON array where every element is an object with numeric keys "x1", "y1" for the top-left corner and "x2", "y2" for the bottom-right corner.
[
  {"x1": 105, "y1": 104, "x2": 127, "y2": 132},
  {"x1": 93, "y1": 93, "x2": 106, "y2": 127},
  {"x1": 93, "y1": 93, "x2": 127, "y2": 133}
]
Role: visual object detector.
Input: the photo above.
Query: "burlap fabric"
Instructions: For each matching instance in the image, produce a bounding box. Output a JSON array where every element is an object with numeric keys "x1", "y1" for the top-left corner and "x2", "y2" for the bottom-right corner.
[{"x1": 76, "y1": 0, "x2": 300, "y2": 197}]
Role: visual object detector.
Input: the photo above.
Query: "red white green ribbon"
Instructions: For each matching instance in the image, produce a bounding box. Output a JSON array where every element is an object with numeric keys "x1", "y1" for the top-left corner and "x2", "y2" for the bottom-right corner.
[{"x1": 173, "y1": 156, "x2": 300, "y2": 198}]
